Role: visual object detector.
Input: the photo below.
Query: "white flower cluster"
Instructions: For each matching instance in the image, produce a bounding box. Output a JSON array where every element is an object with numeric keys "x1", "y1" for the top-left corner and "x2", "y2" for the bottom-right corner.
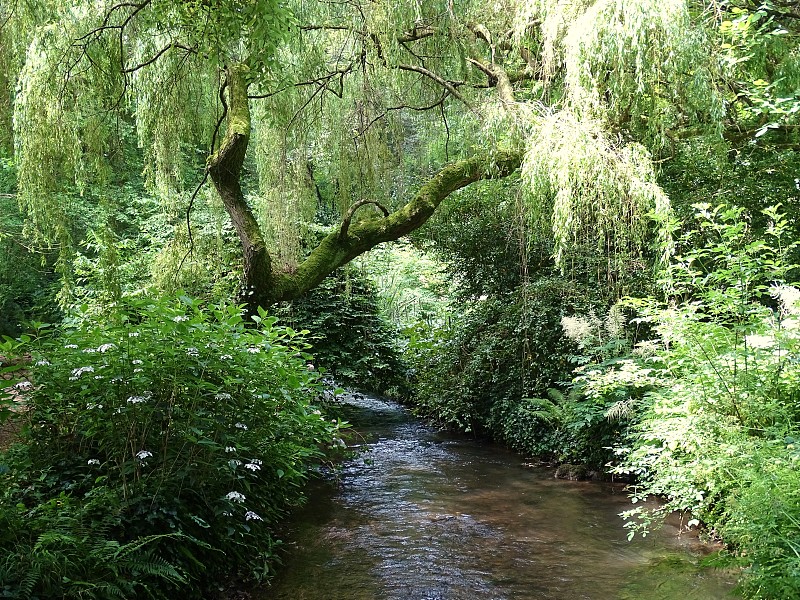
[
  {"x1": 225, "y1": 491, "x2": 246, "y2": 503},
  {"x1": 186, "y1": 347, "x2": 200, "y2": 357},
  {"x1": 136, "y1": 450, "x2": 153, "y2": 460},
  {"x1": 235, "y1": 422, "x2": 248, "y2": 430},
  {"x1": 70, "y1": 366, "x2": 95, "y2": 380},
  {"x1": 97, "y1": 343, "x2": 115, "y2": 353},
  {"x1": 245, "y1": 511, "x2": 262, "y2": 521}
]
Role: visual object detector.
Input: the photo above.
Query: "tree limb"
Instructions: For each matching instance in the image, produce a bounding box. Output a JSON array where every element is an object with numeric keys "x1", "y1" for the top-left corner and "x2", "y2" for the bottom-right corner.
[
  {"x1": 466, "y1": 58, "x2": 515, "y2": 103},
  {"x1": 397, "y1": 63, "x2": 476, "y2": 113},
  {"x1": 266, "y1": 149, "x2": 523, "y2": 305}
]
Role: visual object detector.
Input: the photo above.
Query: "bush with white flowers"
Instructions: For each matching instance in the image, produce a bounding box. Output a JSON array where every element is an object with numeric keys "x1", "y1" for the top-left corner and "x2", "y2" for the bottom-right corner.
[{"x1": 0, "y1": 294, "x2": 345, "y2": 597}]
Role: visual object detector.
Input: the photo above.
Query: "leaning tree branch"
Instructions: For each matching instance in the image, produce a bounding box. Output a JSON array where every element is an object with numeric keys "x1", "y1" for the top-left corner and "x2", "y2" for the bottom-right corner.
[
  {"x1": 264, "y1": 149, "x2": 523, "y2": 305},
  {"x1": 466, "y1": 58, "x2": 515, "y2": 104}
]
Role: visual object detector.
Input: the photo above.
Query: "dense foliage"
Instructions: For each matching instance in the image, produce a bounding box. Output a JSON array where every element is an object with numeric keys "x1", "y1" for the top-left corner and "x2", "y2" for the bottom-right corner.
[
  {"x1": 276, "y1": 267, "x2": 410, "y2": 398},
  {"x1": 0, "y1": 295, "x2": 344, "y2": 598},
  {"x1": 3, "y1": 0, "x2": 800, "y2": 597}
]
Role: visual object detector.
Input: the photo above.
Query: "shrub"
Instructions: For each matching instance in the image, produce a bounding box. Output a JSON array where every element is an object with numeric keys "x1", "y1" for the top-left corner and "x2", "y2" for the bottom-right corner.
[
  {"x1": 276, "y1": 267, "x2": 410, "y2": 398},
  {"x1": 0, "y1": 294, "x2": 344, "y2": 598},
  {"x1": 573, "y1": 204, "x2": 800, "y2": 597}
]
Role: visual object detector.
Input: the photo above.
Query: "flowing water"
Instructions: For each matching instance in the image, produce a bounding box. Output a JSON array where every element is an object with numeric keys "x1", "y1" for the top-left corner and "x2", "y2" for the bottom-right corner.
[{"x1": 263, "y1": 394, "x2": 738, "y2": 600}]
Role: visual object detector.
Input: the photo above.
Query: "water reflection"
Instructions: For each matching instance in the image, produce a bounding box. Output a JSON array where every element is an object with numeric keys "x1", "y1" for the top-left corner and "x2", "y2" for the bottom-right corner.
[{"x1": 264, "y1": 394, "x2": 737, "y2": 599}]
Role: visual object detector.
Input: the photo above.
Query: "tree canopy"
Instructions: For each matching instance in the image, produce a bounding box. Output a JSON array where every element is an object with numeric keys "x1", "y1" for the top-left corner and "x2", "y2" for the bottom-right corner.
[{"x1": 2, "y1": 0, "x2": 799, "y2": 306}]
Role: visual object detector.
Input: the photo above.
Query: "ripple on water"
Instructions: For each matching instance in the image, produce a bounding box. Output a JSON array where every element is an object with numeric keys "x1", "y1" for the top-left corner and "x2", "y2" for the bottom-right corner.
[{"x1": 264, "y1": 394, "x2": 738, "y2": 600}]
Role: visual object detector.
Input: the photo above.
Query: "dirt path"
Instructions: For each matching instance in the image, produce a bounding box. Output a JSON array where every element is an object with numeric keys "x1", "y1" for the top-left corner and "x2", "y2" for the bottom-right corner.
[{"x1": 1, "y1": 356, "x2": 29, "y2": 451}]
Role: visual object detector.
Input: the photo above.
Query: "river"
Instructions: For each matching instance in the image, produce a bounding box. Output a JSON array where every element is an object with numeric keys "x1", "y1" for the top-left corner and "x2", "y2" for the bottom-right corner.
[{"x1": 263, "y1": 393, "x2": 738, "y2": 599}]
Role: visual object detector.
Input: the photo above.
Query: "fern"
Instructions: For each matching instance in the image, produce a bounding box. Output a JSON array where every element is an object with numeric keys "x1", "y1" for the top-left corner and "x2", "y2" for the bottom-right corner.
[{"x1": 520, "y1": 396, "x2": 563, "y2": 424}]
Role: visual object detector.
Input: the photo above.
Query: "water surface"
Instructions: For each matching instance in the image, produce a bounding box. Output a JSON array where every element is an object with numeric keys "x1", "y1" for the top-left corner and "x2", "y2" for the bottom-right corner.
[{"x1": 264, "y1": 394, "x2": 737, "y2": 599}]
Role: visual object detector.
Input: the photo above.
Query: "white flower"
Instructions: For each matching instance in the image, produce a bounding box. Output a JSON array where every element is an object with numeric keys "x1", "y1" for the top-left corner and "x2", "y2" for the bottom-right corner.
[
  {"x1": 220, "y1": 354, "x2": 233, "y2": 360},
  {"x1": 225, "y1": 446, "x2": 236, "y2": 453},
  {"x1": 136, "y1": 450, "x2": 153, "y2": 460},
  {"x1": 133, "y1": 368, "x2": 143, "y2": 373},
  {"x1": 97, "y1": 343, "x2": 115, "y2": 353},
  {"x1": 111, "y1": 377, "x2": 122, "y2": 383},
  {"x1": 128, "y1": 332, "x2": 140, "y2": 338},
  {"x1": 244, "y1": 463, "x2": 261, "y2": 471},
  {"x1": 215, "y1": 392, "x2": 232, "y2": 401},
  {"x1": 235, "y1": 422, "x2": 248, "y2": 430},
  {"x1": 173, "y1": 315, "x2": 189, "y2": 323},
  {"x1": 14, "y1": 381, "x2": 32, "y2": 391},
  {"x1": 246, "y1": 347, "x2": 260, "y2": 354},
  {"x1": 86, "y1": 403, "x2": 104, "y2": 410},
  {"x1": 127, "y1": 395, "x2": 148, "y2": 404},
  {"x1": 71, "y1": 366, "x2": 95, "y2": 378},
  {"x1": 64, "y1": 344, "x2": 78, "y2": 349},
  {"x1": 249, "y1": 458, "x2": 262, "y2": 465},
  {"x1": 229, "y1": 459, "x2": 242, "y2": 467},
  {"x1": 245, "y1": 511, "x2": 263, "y2": 521},
  {"x1": 35, "y1": 359, "x2": 50, "y2": 366},
  {"x1": 87, "y1": 459, "x2": 100, "y2": 465},
  {"x1": 131, "y1": 359, "x2": 143, "y2": 365},
  {"x1": 186, "y1": 347, "x2": 200, "y2": 357},
  {"x1": 225, "y1": 491, "x2": 246, "y2": 503},
  {"x1": 773, "y1": 285, "x2": 800, "y2": 317},
  {"x1": 82, "y1": 348, "x2": 96, "y2": 354}
]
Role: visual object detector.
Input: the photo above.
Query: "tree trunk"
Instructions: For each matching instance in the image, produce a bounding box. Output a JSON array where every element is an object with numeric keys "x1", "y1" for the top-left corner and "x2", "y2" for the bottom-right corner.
[{"x1": 208, "y1": 63, "x2": 523, "y2": 310}]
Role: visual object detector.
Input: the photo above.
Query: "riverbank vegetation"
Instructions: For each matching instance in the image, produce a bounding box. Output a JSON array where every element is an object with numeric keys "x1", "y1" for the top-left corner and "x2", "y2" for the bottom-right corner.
[{"x1": 2, "y1": 0, "x2": 800, "y2": 597}]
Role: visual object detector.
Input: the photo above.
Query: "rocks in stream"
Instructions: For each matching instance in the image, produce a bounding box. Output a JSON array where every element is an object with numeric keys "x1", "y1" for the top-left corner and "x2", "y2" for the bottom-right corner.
[{"x1": 554, "y1": 464, "x2": 590, "y2": 481}]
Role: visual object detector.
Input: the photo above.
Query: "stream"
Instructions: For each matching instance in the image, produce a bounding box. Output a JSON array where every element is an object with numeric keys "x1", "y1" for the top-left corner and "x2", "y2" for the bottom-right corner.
[{"x1": 263, "y1": 393, "x2": 738, "y2": 599}]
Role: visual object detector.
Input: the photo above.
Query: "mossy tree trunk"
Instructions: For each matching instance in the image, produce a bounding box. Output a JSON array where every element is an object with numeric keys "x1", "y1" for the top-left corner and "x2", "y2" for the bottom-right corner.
[{"x1": 209, "y1": 63, "x2": 522, "y2": 309}]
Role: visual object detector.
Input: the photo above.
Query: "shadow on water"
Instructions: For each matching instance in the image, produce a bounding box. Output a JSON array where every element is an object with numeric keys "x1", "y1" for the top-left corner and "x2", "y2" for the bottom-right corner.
[{"x1": 261, "y1": 394, "x2": 739, "y2": 600}]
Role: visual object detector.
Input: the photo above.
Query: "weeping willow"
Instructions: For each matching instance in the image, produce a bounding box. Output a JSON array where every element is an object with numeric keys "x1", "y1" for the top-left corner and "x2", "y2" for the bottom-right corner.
[
  {"x1": 516, "y1": 0, "x2": 723, "y2": 147},
  {"x1": 6, "y1": 0, "x2": 747, "y2": 304},
  {"x1": 522, "y1": 112, "x2": 670, "y2": 274}
]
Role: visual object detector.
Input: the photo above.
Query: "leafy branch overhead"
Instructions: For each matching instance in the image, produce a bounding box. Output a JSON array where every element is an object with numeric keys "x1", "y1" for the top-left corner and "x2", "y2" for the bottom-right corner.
[{"x1": 3, "y1": 0, "x2": 792, "y2": 306}]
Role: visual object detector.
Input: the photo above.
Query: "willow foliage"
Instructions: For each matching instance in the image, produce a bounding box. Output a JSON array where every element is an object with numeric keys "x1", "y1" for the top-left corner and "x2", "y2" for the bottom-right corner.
[
  {"x1": 522, "y1": 112, "x2": 670, "y2": 271},
  {"x1": 3, "y1": 0, "x2": 760, "y2": 300}
]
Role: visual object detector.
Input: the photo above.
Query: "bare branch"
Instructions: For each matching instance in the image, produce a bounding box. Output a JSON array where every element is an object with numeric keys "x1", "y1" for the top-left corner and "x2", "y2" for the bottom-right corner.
[
  {"x1": 397, "y1": 64, "x2": 476, "y2": 113},
  {"x1": 248, "y1": 66, "x2": 352, "y2": 99},
  {"x1": 121, "y1": 43, "x2": 195, "y2": 73},
  {"x1": 398, "y1": 25, "x2": 436, "y2": 43},
  {"x1": 339, "y1": 199, "x2": 390, "y2": 240},
  {"x1": 466, "y1": 58, "x2": 515, "y2": 103},
  {"x1": 358, "y1": 92, "x2": 450, "y2": 137}
]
